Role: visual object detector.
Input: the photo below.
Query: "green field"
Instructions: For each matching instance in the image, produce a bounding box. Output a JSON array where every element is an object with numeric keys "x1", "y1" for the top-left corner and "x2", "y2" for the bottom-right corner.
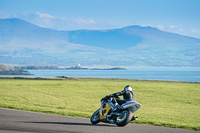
[{"x1": 0, "y1": 78, "x2": 199, "y2": 130}]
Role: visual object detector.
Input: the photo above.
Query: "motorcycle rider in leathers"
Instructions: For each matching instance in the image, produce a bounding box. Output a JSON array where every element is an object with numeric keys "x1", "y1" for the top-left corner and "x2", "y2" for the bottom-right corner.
[{"x1": 106, "y1": 85, "x2": 136, "y2": 112}]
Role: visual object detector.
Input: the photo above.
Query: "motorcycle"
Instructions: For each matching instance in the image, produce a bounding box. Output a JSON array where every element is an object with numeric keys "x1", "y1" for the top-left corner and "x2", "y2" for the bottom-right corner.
[{"x1": 90, "y1": 96, "x2": 141, "y2": 127}]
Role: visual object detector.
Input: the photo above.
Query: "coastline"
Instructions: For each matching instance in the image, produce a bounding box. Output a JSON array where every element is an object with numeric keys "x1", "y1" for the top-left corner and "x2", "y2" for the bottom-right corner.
[{"x1": 0, "y1": 76, "x2": 199, "y2": 84}]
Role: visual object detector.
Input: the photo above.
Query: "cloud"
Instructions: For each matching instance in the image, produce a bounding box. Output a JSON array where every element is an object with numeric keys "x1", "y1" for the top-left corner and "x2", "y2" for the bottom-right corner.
[
  {"x1": 0, "y1": 11, "x2": 10, "y2": 18},
  {"x1": 0, "y1": 11, "x2": 119, "y2": 31},
  {"x1": 73, "y1": 18, "x2": 96, "y2": 25},
  {"x1": 169, "y1": 25, "x2": 183, "y2": 32},
  {"x1": 154, "y1": 24, "x2": 183, "y2": 35},
  {"x1": 27, "y1": 12, "x2": 117, "y2": 30},
  {"x1": 156, "y1": 25, "x2": 165, "y2": 30},
  {"x1": 190, "y1": 29, "x2": 200, "y2": 33},
  {"x1": 0, "y1": 11, "x2": 100, "y2": 30},
  {"x1": 30, "y1": 12, "x2": 98, "y2": 30},
  {"x1": 35, "y1": 12, "x2": 53, "y2": 19},
  {"x1": 155, "y1": 24, "x2": 183, "y2": 32},
  {"x1": 154, "y1": 24, "x2": 200, "y2": 38}
]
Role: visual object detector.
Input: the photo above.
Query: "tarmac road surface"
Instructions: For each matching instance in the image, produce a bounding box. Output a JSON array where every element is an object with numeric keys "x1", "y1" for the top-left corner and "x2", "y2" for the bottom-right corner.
[{"x1": 0, "y1": 108, "x2": 198, "y2": 133}]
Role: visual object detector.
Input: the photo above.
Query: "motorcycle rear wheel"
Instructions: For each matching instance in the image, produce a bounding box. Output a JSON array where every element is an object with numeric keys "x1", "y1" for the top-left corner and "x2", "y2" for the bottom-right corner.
[
  {"x1": 115, "y1": 109, "x2": 132, "y2": 127},
  {"x1": 90, "y1": 110, "x2": 100, "y2": 124}
]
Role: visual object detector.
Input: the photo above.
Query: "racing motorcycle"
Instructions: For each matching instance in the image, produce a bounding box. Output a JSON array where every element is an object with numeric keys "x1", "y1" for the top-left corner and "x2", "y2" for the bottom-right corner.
[{"x1": 90, "y1": 96, "x2": 141, "y2": 127}]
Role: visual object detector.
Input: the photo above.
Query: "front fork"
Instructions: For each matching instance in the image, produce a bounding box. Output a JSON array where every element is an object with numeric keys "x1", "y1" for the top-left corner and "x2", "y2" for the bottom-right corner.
[{"x1": 107, "y1": 97, "x2": 118, "y2": 110}]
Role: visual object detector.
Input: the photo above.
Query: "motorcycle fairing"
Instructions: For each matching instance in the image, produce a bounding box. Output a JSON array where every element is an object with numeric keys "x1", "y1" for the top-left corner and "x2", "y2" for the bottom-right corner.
[
  {"x1": 121, "y1": 101, "x2": 141, "y2": 113},
  {"x1": 99, "y1": 100, "x2": 111, "y2": 120}
]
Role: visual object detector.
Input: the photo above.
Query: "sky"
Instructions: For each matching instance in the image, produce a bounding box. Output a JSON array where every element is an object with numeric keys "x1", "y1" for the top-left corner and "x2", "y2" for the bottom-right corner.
[{"x1": 0, "y1": 0, "x2": 200, "y2": 38}]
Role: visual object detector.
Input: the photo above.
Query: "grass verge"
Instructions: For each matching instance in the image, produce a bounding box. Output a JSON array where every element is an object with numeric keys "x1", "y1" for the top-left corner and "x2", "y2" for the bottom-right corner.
[{"x1": 0, "y1": 78, "x2": 199, "y2": 130}]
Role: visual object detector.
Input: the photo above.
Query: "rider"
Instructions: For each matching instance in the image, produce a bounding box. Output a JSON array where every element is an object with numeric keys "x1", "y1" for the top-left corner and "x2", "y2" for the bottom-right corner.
[{"x1": 106, "y1": 85, "x2": 136, "y2": 112}]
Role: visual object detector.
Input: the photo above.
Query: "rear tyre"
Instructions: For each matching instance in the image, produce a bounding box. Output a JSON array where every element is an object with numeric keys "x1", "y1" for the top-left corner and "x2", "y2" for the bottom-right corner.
[
  {"x1": 115, "y1": 109, "x2": 132, "y2": 127},
  {"x1": 90, "y1": 110, "x2": 100, "y2": 124}
]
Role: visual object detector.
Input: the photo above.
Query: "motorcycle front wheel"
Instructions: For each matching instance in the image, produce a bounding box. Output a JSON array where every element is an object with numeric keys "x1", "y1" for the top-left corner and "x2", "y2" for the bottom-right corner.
[
  {"x1": 115, "y1": 109, "x2": 132, "y2": 127},
  {"x1": 90, "y1": 110, "x2": 100, "y2": 124}
]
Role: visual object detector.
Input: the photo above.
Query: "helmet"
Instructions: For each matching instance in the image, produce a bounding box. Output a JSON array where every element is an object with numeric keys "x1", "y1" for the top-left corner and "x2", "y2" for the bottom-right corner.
[{"x1": 124, "y1": 85, "x2": 132, "y2": 91}]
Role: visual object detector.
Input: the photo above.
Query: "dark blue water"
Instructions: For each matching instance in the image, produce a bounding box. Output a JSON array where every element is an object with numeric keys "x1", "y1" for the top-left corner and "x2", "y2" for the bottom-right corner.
[{"x1": 26, "y1": 67, "x2": 200, "y2": 82}]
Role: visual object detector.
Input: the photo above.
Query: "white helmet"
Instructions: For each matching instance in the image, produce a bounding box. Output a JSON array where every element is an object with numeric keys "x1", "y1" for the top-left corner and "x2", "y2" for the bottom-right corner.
[{"x1": 124, "y1": 85, "x2": 132, "y2": 91}]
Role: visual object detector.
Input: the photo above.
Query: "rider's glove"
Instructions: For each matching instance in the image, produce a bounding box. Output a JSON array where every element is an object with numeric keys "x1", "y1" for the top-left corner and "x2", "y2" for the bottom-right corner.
[{"x1": 106, "y1": 95, "x2": 111, "y2": 99}]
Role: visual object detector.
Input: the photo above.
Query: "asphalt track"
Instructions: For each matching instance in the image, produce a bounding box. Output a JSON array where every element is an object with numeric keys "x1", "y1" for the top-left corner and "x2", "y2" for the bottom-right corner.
[{"x1": 0, "y1": 108, "x2": 198, "y2": 133}]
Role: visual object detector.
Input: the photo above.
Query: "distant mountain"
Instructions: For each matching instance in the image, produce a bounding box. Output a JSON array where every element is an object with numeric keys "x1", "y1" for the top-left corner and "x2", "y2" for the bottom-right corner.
[
  {"x1": 0, "y1": 18, "x2": 200, "y2": 67},
  {"x1": 67, "y1": 28, "x2": 142, "y2": 49},
  {"x1": 0, "y1": 18, "x2": 70, "y2": 51},
  {"x1": 68, "y1": 25, "x2": 200, "y2": 49}
]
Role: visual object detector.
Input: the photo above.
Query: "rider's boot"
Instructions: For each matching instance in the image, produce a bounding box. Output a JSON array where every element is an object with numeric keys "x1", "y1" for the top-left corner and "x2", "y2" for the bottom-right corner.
[{"x1": 131, "y1": 115, "x2": 138, "y2": 121}]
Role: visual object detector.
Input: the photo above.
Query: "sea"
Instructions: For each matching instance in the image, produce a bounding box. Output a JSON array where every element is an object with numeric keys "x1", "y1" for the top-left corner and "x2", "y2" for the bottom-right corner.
[{"x1": 25, "y1": 67, "x2": 200, "y2": 82}]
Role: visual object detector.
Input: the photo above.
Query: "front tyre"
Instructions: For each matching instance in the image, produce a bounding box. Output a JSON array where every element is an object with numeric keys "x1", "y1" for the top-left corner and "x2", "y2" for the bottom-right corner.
[
  {"x1": 115, "y1": 109, "x2": 132, "y2": 127},
  {"x1": 90, "y1": 110, "x2": 100, "y2": 124}
]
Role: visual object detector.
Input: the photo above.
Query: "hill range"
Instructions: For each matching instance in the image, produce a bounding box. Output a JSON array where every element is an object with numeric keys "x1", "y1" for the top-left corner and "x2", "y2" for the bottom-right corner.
[{"x1": 0, "y1": 18, "x2": 200, "y2": 67}]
